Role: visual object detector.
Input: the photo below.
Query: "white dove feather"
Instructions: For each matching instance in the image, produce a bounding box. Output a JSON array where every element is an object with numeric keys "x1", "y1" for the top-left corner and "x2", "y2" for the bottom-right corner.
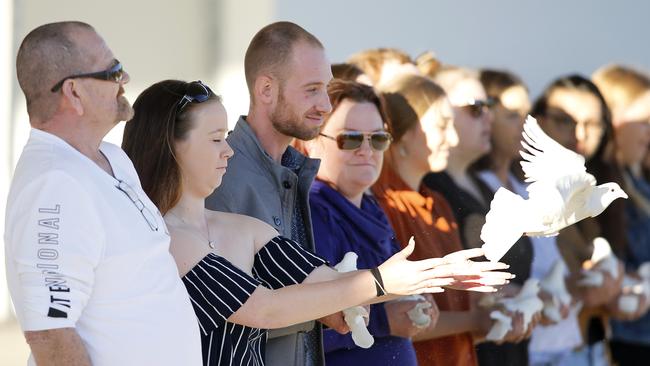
[
  {"x1": 500, "y1": 278, "x2": 545, "y2": 326},
  {"x1": 486, "y1": 278, "x2": 544, "y2": 341},
  {"x1": 481, "y1": 116, "x2": 628, "y2": 262},
  {"x1": 618, "y1": 263, "x2": 650, "y2": 314},
  {"x1": 540, "y1": 260, "x2": 572, "y2": 323},
  {"x1": 393, "y1": 295, "x2": 433, "y2": 329},
  {"x1": 485, "y1": 311, "x2": 513, "y2": 342},
  {"x1": 579, "y1": 238, "x2": 620, "y2": 287}
]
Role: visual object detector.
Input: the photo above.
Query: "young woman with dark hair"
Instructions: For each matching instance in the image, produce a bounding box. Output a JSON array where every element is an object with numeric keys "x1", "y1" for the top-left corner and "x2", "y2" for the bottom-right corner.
[{"x1": 121, "y1": 79, "x2": 512, "y2": 366}]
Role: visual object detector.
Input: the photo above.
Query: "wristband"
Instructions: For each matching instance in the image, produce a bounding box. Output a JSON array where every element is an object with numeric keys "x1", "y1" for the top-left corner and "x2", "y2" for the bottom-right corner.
[{"x1": 370, "y1": 267, "x2": 387, "y2": 297}]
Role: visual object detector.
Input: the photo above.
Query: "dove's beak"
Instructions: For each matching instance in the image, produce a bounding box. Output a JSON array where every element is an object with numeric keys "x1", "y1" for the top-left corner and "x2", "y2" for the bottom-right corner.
[{"x1": 620, "y1": 191, "x2": 629, "y2": 200}]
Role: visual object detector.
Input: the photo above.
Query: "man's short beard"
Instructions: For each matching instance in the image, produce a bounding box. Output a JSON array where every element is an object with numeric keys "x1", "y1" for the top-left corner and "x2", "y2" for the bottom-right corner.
[{"x1": 270, "y1": 88, "x2": 320, "y2": 141}]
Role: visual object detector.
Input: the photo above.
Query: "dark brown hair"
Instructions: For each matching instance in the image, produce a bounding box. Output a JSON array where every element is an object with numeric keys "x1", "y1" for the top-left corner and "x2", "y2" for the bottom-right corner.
[
  {"x1": 331, "y1": 63, "x2": 365, "y2": 82},
  {"x1": 471, "y1": 69, "x2": 528, "y2": 172},
  {"x1": 244, "y1": 21, "x2": 323, "y2": 99},
  {"x1": 122, "y1": 80, "x2": 221, "y2": 214},
  {"x1": 479, "y1": 68, "x2": 527, "y2": 102},
  {"x1": 325, "y1": 79, "x2": 388, "y2": 126}
]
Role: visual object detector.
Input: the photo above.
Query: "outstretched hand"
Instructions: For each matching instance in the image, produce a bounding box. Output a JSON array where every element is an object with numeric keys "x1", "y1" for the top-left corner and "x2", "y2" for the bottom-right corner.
[
  {"x1": 440, "y1": 248, "x2": 515, "y2": 292},
  {"x1": 377, "y1": 238, "x2": 514, "y2": 296}
]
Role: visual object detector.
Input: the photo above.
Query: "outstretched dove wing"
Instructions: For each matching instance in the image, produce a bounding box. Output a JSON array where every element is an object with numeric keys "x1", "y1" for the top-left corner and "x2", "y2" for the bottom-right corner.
[{"x1": 519, "y1": 116, "x2": 596, "y2": 205}]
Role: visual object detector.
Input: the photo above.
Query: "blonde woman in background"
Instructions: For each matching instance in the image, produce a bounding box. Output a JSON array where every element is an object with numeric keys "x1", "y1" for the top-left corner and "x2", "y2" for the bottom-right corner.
[{"x1": 593, "y1": 65, "x2": 650, "y2": 366}]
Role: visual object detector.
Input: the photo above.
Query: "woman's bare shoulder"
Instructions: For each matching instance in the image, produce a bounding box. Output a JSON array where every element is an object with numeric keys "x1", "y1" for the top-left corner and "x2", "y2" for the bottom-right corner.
[{"x1": 207, "y1": 211, "x2": 279, "y2": 252}]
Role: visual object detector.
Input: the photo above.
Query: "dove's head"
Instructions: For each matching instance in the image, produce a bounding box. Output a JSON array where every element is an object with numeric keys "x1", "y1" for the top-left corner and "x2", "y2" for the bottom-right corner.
[{"x1": 593, "y1": 182, "x2": 628, "y2": 213}]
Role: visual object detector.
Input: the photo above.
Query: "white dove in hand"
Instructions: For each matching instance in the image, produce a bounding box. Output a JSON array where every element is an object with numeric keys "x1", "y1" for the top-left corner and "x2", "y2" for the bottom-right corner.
[
  {"x1": 579, "y1": 237, "x2": 620, "y2": 287},
  {"x1": 617, "y1": 263, "x2": 650, "y2": 315},
  {"x1": 334, "y1": 252, "x2": 374, "y2": 348},
  {"x1": 486, "y1": 278, "x2": 544, "y2": 341},
  {"x1": 540, "y1": 260, "x2": 572, "y2": 323},
  {"x1": 481, "y1": 116, "x2": 628, "y2": 262}
]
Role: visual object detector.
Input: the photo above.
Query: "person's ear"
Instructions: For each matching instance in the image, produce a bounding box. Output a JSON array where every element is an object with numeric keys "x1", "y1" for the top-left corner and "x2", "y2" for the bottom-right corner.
[
  {"x1": 61, "y1": 80, "x2": 84, "y2": 116},
  {"x1": 255, "y1": 75, "x2": 276, "y2": 106}
]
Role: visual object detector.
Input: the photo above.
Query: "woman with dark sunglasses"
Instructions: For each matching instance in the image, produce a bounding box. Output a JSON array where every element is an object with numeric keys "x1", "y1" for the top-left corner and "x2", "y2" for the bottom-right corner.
[
  {"x1": 121, "y1": 79, "x2": 513, "y2": 366},
  {"x1": 297, "y1": 79, "x2": 433, "y2": 366}
]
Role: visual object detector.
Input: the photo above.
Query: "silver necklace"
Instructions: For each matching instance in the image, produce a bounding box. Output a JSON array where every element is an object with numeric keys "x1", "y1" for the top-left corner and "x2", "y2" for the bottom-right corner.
[{"x1": 168, "y1": 210, "x2": 215, "y2": 249}]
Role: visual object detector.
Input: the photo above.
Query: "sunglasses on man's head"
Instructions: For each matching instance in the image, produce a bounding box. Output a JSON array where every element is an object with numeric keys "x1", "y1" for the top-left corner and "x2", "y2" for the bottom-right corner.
[
  {"x1": 319, "y1": 131, "x2": 393, "y2": 151},
  {"x1": 457, "y1": 98, "x2": 495, "y2": 119},
  {"x1": 176, "y1": 80, "x2": 214, "y2": 113},
  {"x1": 50, "y1": 61, "x2": 125, "y2": 92}
]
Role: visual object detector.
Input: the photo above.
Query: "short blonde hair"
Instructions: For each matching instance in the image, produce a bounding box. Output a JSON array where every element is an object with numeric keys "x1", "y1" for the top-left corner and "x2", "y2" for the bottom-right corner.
[
  {"x1": 592, "y1": 64, "x2": 650, "y2": 117},
  {"x1": 379, "y1": 74, "x2": 447, "y2": 143},
  {"x1": 348, "y1": 48, "x2": 412, "y2": 85}
]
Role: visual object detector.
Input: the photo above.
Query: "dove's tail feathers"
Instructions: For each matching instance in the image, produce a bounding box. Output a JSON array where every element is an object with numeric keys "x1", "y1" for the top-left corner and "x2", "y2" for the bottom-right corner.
[{"x1": 481, "y1": 188, "x2": 526, "y2": 262}]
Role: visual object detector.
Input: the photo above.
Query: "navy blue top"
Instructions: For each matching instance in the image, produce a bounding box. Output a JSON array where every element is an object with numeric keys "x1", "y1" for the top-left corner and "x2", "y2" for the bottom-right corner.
[
  {"x1": 612, "y1": 170, "x2": 650, "y2": 345},
  {"x1": 309, "y1": 180, "x2": 417, "y2": 366}
]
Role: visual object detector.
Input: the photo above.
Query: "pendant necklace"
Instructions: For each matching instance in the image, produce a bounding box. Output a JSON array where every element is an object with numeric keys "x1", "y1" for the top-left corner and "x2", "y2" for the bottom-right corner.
[{"x1": 168, "y1": 211, "x2": 215, "y2": 249}]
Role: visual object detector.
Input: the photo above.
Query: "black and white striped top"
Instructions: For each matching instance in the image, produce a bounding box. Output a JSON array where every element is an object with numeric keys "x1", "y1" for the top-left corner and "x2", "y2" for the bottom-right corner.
[{"x1": 182, "y1": 236, "x2": 328, "y2": 366}]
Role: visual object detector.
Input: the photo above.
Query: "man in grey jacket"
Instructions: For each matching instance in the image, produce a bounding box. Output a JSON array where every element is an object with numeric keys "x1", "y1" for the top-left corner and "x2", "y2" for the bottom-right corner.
[{"x1": 205, "y1": 21, "x2": 343, "y2": 366}]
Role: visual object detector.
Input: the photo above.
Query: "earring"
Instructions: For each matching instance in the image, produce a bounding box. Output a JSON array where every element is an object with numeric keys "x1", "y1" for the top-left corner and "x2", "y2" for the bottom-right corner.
[{"x1": 399, "y1": 146, "x2": 408, "y2": 157}]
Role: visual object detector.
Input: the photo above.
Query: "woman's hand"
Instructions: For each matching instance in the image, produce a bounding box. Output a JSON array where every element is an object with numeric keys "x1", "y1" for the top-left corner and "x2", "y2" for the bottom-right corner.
[
  {"x1": 440, "y1": 248, "x2": 515, "y2": 292},
  {"x1": 377, "y1": 238, "x2": 513, "y2": 295}
]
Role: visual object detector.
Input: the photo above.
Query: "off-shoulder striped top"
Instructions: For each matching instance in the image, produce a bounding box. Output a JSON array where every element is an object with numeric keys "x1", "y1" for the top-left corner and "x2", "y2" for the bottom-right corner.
[{"x1": 182, "y1": 236, "x2": 327, "y2": 366}]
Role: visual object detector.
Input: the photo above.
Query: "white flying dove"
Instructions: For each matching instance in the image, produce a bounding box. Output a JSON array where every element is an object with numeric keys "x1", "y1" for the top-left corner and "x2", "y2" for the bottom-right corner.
[
  {"x1": 540, "y1": 260, "x2": 572, "y2": 323},
  {"x1": 578, "y1": 237, "x2": 620, "y2": 287},
  {"x1": 486, "y1": 278, "x2": 544, "y2": 341},
  {"x1": 481, "y1": 116, "x2": 628, "y2": 262},
  {"x1": 617, "y1": 262, "x2": 650, "y2": 314},
  {"x1": 334, "y1": 252, "x2": 374, "y2": 348}
]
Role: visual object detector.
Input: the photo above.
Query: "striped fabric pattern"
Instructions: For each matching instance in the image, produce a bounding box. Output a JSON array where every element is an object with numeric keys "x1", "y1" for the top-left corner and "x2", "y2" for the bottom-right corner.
[{"x1": 183, "y1": 236, "x2": 327, "y2": 366}]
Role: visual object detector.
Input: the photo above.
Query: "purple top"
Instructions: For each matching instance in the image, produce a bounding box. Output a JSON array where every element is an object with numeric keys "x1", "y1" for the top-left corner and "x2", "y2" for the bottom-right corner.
[{"x1": 309, "y1": 180, "x2": 417, "y2": 366}]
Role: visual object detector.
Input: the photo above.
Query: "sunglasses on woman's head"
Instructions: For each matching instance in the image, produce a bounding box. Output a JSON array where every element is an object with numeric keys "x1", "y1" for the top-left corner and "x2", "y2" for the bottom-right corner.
[
  {"x1": 50, "y1": 61, "x2": 125, "y2": 92},
  {"x1": 319, "y1": 131, "x2": 393, "y2": 151},
  {"x1": 176, "y1": 80, "x2": 214, "y2": 113},
  {"x1": 457, "y1": 98, "x2": 495, "y2": 119}
]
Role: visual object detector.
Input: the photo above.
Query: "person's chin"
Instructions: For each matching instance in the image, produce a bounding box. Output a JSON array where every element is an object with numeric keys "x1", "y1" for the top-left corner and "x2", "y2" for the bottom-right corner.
[{"x1": 118, "y1": 104, "x2": 135, "y2": 122}]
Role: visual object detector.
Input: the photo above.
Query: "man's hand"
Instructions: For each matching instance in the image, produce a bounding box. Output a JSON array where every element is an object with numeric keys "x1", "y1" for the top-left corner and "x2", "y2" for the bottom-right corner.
[{"x1": 318, "y1": 312, "x2": 350, "y2": 334}]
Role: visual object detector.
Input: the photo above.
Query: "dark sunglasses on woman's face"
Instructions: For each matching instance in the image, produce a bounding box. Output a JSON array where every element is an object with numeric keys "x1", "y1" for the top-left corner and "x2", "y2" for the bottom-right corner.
[
  {"x1": 50, "y1": 61, "x2": 125, "y2": 92},
  {"x1": 176, "y1": 80, "x2": 214, "y2": 113},
  {"x1": 457, "y1": 98, "x2": 495, "y2": 119},
  {"x1": 319, "y1": 131, "x2": 393, "y2": 151}
]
